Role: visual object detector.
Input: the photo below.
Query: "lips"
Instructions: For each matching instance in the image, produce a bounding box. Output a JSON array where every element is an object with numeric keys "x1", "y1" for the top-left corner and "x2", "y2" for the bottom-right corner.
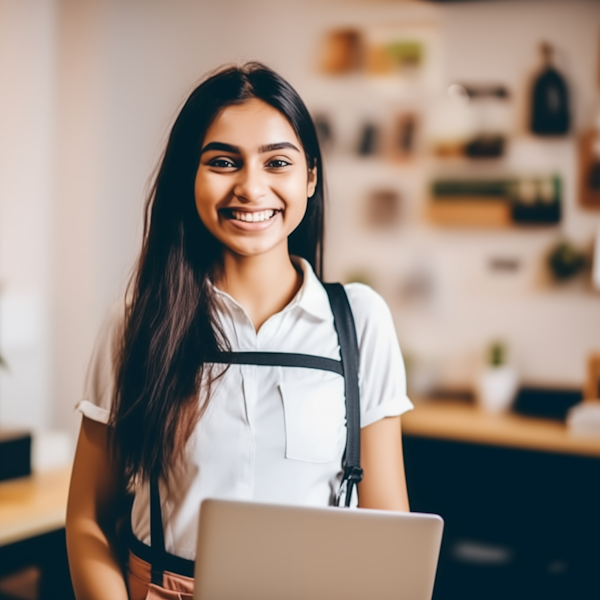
[{"x1": 222, "y1": 208, "x2": 281, "y2": 223}]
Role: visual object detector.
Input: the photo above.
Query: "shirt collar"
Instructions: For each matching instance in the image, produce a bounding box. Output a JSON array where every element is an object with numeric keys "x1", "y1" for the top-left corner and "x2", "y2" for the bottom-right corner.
[
  {"x1": 290, "y1": 257, "x2": 332, "y2": 322},
  {"x1": 211, "y1": 257, "x2": 332, "y2": 322}
]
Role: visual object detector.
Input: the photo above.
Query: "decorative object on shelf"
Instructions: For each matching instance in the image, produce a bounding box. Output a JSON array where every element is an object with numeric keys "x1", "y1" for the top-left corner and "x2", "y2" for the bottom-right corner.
[
  {"x1": 566, "y1": 352, "x2": 600, "y2": 437},
  {"x1": 578, "y1": 126, "x2": 600, "y2": 209},
  {"x1": 511, "y1": 175, "x2": 561, "y2": 224},
  {"x1": 430, "y1": 84, "x2": 473, "y2": 158},
  {"x1": 365, "y1": 34, "x2": 423, "y2": 76},
  {"x1": 488, "y1": 256, "x2": 521, "y2": 273},
  {"x1": 357, "y1": 122, "x2": 379, "y2": 156},
  {"x1": 546, "y1": 239, "x2": 587, "y2": 282},
  {"x1": 364, "y1": 188, "x2": 402, "y2": 228},
  {"x1": 428, "y1": 176, "x2": 561, "y2": 227},
  {"x1": 512, "y1": 386, "x2": 582, "y2": 421},
  {"x1": 464, "y1": 135, "x2": 505, "y2": 159},
  {"x1": 462, "y1": 84, "x2": 510, "y2": 159},
  {"x1": 567, "y1": 402, "x2": 600, "y2": 438},
  {"x1": 428, "y1": 179, "x2": 512, "y2": 227},
  {"x1": 313, "y1": 114, "x2": 334, "y2": 153},
  {"x1": 318, "y1": 23, "x2": 440, "y2": 86},
  {"x1": 388, "y1": 112, "x2": 419, "y2": 161},
  {"x1": 585, "y1": 352, "x2": 600, "y2": 401},
  {"x1": 530, "y1": 42, "x2": 570, "y2": 136},
  {"x1": 431, "y1": 83, "x2": 511, "y2": 159},
  {"x1": 578, "y1": 30, "x2": 600, "y2": 208},
  {"x1": 0, "y1": 430, "x2": 31, "y2": 482},
  {"x1": 319, "y1": 29, "x2": 363, "y2": 74},
  {"x1": 475, "y1": 340, "x2": 519, "y2": 415},
  {"x1": 361, "y1": 23, "x2": 440, "y2": 89}
]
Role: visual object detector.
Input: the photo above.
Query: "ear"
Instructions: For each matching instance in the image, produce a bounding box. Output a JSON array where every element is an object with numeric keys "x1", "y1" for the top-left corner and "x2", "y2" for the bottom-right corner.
[{"x1": 307, "y1": 166, "x2": 318, "y2": 199}]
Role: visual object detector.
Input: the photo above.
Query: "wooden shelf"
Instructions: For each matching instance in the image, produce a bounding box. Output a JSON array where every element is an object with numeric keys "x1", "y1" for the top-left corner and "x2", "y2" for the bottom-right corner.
[
  {"x1": 402, "y1": 400, "x2": 600, "y2": 458},
  {"x1": 427, "y1": 199, "x2": 512, "y2": 227}
]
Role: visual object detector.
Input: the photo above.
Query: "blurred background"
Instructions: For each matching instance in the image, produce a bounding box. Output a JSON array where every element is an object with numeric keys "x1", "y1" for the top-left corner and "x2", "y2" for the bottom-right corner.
[
  {"x1": 1, "y1": 0, "x2": 600, "y2": 598},
  {"x1": 2, "y1": 0, "x2": 600, "y2": 438}
]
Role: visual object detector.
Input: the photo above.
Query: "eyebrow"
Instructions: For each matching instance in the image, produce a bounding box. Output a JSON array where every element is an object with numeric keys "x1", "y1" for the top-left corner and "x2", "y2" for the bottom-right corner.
[
  {"x1": 200, "y1": 141, "x2": 301, "y2": 155},
  {"x1": 258, "y1": 142, "x2": 300, "y2": 154}
]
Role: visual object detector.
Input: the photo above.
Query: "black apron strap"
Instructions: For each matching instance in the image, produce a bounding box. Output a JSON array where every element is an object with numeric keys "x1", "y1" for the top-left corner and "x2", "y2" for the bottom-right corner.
[
  {"x1": 140, "y1": 282, "x2": 363, "y2": 579},
  {"x1": 150, "y1": 476, "x2": 166, "y2": 585},
  {"x1": 209, "y1": 351, "x2": 343, "y2": 375},
  {"x1": 323, "y1": 283, "x2": 364, "y2": 507}
]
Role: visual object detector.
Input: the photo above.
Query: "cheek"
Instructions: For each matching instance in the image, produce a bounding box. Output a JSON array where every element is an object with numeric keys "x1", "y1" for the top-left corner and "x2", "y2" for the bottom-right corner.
[
  {"x1": 290, "y1": 177, "x2": 310, "y2": 222},
  {"x1": 194, "y1": 177, "x2": 219, "y2": 222},
  {"x1": 281, "y1": 172, "x2": 310, "y2": 212}
]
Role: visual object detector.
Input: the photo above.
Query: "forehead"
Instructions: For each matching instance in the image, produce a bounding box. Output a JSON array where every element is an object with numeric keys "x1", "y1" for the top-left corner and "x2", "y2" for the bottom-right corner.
[{"x1": 203, "y1": 98, "x2": 301, "y2": 148}]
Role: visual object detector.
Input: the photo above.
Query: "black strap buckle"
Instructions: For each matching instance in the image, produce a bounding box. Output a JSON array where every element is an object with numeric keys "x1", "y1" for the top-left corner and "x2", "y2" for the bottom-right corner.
[{"x1": 334, "y1": 465, "x2": 364, "y2": 508}]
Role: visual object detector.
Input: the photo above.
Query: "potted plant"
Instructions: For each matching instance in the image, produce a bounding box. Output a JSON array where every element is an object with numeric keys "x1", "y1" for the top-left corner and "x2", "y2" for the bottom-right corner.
[{"x1": 475, "y1": 341, "x2": 518, "y2": 414}]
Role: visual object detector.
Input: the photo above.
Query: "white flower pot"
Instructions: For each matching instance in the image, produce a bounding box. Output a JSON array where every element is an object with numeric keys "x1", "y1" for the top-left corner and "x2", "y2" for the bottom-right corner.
[{"x1": 476, "y1": 365, "x2": 518, "y2": 414}]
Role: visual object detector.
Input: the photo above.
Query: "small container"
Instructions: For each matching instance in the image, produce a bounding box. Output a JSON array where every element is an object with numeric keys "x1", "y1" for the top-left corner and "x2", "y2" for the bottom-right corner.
[
  {"x1": 475, "y1": 341, "x2": 519, "y2": 414},
  {"x1": 476, "y1": 365, "x2": 519, "y2": 415}
]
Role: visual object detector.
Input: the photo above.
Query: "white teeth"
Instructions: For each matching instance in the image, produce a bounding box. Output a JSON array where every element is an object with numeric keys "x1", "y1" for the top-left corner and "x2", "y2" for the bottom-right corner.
[{"x1": 231, "y1": 209, "x2": 276, "y2": 223}]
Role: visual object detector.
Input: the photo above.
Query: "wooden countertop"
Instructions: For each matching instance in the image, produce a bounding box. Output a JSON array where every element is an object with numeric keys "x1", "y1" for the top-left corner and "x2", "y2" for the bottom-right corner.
[
  {"x1": 402, "y1": 400, "x2": 600, "y2": 458},
  {"x1": 0, "y1": 466, "x2": 72, "y2": 546}
]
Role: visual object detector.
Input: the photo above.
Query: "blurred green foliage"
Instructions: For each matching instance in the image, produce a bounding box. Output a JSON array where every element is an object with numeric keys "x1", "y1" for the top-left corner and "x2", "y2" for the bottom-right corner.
[
  {"x1": 488, "y1": 341, "x2": 506, "y2": 367},
  {"x1": 547, "y1": 240, "x2": 586, "y2": 281}
]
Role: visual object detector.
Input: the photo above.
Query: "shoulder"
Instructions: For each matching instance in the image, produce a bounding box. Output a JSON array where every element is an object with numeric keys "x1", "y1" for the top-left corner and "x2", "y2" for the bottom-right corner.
[
  {"x1": 78, "y1": 302, "x2": 126, "y2": 423},
  {"x1": 100, "y1": 302, "x2": 126, "y2": 348},
  {"x1": 342, "y1": 283, "x2": 395, "y2": 342},
  {"x1": 343, "y1": 282, "x2": 389, "y2": 314},
  {"x1": 339, "y1": 282, "x2": 412, "y2": 423},
  {"x1": 88, "y1": 302, "x2": 126, "y2": 375}
]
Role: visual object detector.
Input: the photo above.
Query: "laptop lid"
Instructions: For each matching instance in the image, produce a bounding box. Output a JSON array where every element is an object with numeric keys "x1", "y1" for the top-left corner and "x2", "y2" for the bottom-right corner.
[{"x1": 194, "y1": 499, "x2": 443, "y2": 600}]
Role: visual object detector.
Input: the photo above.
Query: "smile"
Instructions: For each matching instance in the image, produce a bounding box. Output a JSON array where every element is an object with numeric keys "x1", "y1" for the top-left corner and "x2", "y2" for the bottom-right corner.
[{"x1": 227, "y1": 209, "x2": 280, "y2": 223}]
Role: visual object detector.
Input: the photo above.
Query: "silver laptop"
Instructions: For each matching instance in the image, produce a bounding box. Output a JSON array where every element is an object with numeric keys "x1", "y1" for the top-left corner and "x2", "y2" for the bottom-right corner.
[{"x1": 194, "y1": 499, "x2": 443, "y2": 600}]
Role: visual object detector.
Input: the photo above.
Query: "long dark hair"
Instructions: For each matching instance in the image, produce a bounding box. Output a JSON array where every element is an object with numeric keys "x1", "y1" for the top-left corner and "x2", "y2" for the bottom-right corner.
[{"x1": 109, "y1": 62, "x2": 325, "y2": 485}]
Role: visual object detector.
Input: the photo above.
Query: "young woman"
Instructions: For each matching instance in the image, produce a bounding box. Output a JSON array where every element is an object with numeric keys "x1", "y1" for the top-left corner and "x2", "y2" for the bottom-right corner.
[{"x1": 66, "y1": 62, "x2": 412, "y2": 600}]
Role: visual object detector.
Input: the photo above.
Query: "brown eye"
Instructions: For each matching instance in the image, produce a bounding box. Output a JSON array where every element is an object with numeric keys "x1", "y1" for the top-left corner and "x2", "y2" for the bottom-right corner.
[
  {"x1": 268, "y1": 159, "x2": 291, "y2": 168},
  {"x1": 209, "y1": 157, "x2": 237, "y2": 168}
]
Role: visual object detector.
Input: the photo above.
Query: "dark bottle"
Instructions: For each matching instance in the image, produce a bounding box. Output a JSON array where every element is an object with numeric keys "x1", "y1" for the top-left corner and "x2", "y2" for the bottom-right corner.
[{"x1": 530, "y1": 43, "x2": 570, "y2": 136}]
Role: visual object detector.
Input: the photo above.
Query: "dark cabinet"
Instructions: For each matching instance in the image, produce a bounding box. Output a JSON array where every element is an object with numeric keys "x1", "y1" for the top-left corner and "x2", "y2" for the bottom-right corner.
[{"x1": 403, "y1": 435, "x2": 600, "y2": 600}]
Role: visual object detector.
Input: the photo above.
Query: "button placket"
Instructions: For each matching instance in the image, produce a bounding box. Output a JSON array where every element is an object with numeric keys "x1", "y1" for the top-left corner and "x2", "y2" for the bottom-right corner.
[{"x1": 240, "y1": 364, "x2": 257, "y2": 496}]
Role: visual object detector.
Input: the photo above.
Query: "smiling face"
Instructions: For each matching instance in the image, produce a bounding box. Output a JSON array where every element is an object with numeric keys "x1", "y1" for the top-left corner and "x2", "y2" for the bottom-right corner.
[{"x1": 194, "y1": 98, "x2": 317, "y2": 264}]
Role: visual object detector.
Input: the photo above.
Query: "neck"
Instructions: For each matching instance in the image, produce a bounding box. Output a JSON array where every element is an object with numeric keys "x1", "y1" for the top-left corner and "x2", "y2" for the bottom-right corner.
[{"x1": 216, "y1": 245, "x2": 302, "y2": 331}]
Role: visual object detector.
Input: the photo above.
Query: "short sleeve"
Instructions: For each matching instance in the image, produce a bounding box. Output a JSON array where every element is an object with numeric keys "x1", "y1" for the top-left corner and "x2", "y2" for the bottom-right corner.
[
  {"x1": 76, "y1": 305, "x2": 123, "y2": 425},
  {"x1": 344, "y1": 283, "x2": 413, "y2": 428}
]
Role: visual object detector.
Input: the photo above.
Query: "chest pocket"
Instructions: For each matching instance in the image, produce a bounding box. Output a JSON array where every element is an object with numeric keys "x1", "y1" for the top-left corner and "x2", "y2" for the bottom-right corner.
[{"x1": 279, "y1": 376, "x2": 346, "y2": 463}]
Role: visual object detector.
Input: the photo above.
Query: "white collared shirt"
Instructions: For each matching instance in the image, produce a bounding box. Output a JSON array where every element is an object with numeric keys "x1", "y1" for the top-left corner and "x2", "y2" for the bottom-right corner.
[{"x1": 77, "y1": 258, "x2": 413, "y2": 559}]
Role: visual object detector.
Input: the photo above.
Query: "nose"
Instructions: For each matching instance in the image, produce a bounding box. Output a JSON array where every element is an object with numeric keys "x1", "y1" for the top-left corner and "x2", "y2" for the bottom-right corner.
[{"x1": 233, "y1": 163, "x2": 267, "y2": 203}]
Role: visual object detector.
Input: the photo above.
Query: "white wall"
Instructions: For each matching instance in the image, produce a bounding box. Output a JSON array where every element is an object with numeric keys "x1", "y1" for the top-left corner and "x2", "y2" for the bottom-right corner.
[
  {"x1": 1, "y1": 0, "x2": 599, "y2": 436},
  {"x1": 0, "y1": 0, "x2": 56, "y2": 430}
]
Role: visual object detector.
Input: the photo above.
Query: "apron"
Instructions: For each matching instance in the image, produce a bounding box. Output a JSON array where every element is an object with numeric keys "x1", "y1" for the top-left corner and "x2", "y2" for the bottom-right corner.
[
  {"x1": 127, "y1": 479, "x2": 194, "y2": 600},
  {"x1": 125, "y1": 283, "x2": 363, "y2": 598},
  {"x1": 127, "y1": 551, "x2": 193, "y2": 600}
]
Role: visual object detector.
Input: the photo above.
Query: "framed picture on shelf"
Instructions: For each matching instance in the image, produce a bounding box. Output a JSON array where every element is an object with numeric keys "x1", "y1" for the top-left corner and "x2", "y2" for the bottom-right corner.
[{"x1": 362, "y1": 23, "x2": 441, "y2": 92}]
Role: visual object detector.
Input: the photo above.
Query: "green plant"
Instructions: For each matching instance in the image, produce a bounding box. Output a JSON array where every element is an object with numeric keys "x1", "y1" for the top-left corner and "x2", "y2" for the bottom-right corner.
[
  {"x1": 488, "y1": 341, "x2": 506, "y2": 367},
  {"x1": 547, "y1": 240, "x2": 586, "y2": 281}
]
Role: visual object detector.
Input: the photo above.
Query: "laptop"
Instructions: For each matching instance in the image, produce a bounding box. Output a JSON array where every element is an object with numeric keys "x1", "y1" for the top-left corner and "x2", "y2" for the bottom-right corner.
[{"x1": 194, "y1": 499, "x2": 444, "y2": 600}]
